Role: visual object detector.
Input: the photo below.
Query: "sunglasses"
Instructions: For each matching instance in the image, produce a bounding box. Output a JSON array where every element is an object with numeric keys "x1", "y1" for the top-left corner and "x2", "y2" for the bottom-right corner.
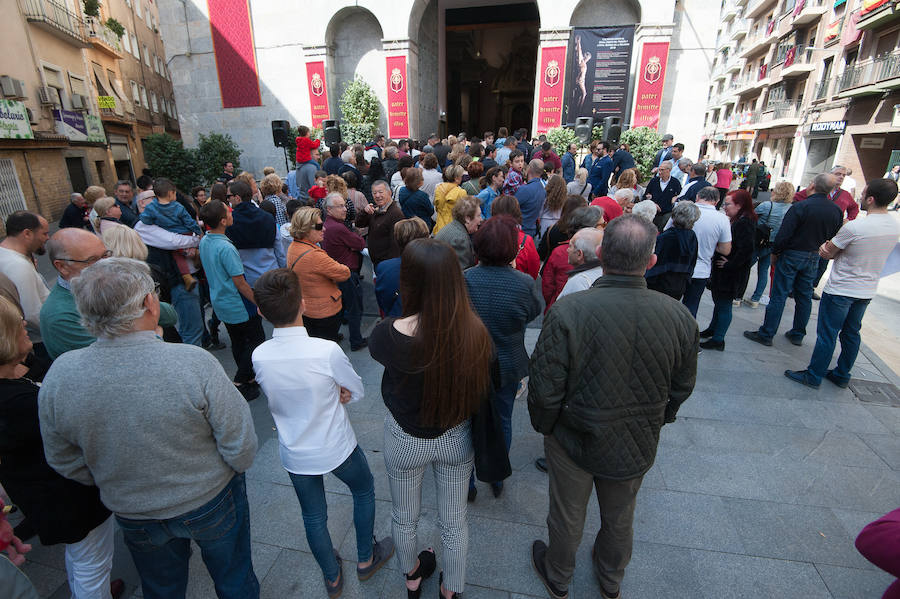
[{"x1": 313, "y1": 222, "x2": 324, "y2": 230}]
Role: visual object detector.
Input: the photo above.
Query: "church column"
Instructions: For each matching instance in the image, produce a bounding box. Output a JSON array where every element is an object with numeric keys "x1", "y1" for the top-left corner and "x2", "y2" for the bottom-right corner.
[
  {"x1": 532, "y1": 28, "x2": 572, "y2": 136},
  {"x1": 382, "y1": 38, "x2": 418, "y2": 141}
]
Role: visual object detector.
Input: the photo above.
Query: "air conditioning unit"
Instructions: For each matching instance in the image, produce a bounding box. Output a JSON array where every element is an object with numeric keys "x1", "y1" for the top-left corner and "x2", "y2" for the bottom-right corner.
[
  {"x1": 0, "y1": 76, "x2": 15, "y2": 98},
  {"x1": 37, "y1": 86, "x2": 57, "y2": 106},
  {"x1": 12, "y1": 79, "x2": 27, "y2": 100},
  {"x1": 26, "y1": 108, "x2": 38, "y2": 125},
  {"x1": 71, "y1": 94, "x2": 87, "y2": 110}
]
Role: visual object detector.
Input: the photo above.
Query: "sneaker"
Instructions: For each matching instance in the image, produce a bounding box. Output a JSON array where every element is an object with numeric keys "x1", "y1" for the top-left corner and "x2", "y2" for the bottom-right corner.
[
  {"x1": 699, "y1": 339, "x2": 725, "y2": 351},
  {"x1": 357, "y1": 536, "x2": 394, "y2": 581},
  {"x1": 732, "y1": 299, "x2": 741, "y2": 307},
  {"x1": 531, "y1": 540, "x2": 568, "y2": 599},
  {"x1": 825, "y1": 369, "x2": 850, "y2": 389},
  {"x1": 325, "y1": 552, "x2": 343, "y2": 598},
  {"x1": 784, "y1": 369, "x2": 820, "y2": 389},
  {"x1": 743, "y1": 330, "x2": 773, "y2": 347},
  {"x1": 743, "y1": 299, "x2": 759, "y2": 308}
]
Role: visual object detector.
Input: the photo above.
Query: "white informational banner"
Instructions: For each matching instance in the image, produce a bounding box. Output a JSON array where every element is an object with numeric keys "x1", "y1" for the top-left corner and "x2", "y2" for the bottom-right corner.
[{"x1": 53, "y1": 110, "x2": 106, "y2": 143}]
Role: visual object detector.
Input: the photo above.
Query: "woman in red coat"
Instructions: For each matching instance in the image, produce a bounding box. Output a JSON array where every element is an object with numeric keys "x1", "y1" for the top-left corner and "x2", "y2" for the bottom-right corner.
[{"x1": 489, "y1": 195, "x2": 539, "y2": 279}]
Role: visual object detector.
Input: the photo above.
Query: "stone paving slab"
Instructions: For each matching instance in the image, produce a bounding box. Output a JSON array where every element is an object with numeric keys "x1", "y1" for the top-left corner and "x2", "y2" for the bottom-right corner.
[{"x1": 19, "y1": 259, "x2": 900, "y2": 598}]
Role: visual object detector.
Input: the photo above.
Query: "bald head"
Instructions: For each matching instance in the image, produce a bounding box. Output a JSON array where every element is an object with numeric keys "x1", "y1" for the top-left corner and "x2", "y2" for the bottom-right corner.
[
  {"x1": 600, "y1": 214, "x2": 658, "y2": 275},
  {"x1": 48, "y1": 228, "x2": 107, "y2": 280}
]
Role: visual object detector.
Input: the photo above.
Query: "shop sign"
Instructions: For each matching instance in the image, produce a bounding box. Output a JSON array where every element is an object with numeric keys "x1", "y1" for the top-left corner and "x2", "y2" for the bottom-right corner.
[
  {"x1": 384, "y1": 55, "x2": 409, "y2": 139},
  {"x1": 304, "y1": 62, "x2": 329, "y2": 129},
  {"x1": 97, "y1": 96, "x2": 115, "y2": 109},
  {"x1": 0, "y1": 99, "x2": 33, "y2": 140},
  {"x1": 53, "y1": 110, "x2": 106, "y2": 143},
  {"x1": 809, "y1": 120, "x2": 846, "y2": 134},
  {"x1": 536, "y1": 45, "x2": 567, "y2": 134},
  {"x1": 631, "y1": 41, "x2": 670, "y2": 129},
  {"x1": 860, "y1": 137, "x2": 885, "y2": 149}
]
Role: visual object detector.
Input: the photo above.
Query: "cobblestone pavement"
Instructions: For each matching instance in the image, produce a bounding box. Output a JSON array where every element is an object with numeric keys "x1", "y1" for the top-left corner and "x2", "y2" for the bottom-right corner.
[{"x1": 19, "y1": 244, "x2": 900, "y2": 599}]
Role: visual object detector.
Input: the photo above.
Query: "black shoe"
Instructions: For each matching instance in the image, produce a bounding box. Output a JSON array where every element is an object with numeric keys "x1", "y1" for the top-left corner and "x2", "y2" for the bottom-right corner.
[
  {"x1": 337, "y1": 333, "x2": 345, "y2": 342},
  {"x1": 535, "y1": 457, "x2": 548, "y2": 473},
  {"x1": 467, "y1": 486, "x2": 477, "y2": 503},
  {"x1": 699, "y1": 328, "x2": 714, "y2": 338},
  {"x1": 784, "y1": 369, "x2": 820, "y2": 389},
  {"x1": 325, "y1": 551, "x2": 343, "y2": 598},
  {"x1": 405, "y1": 549, "x2": 436, "y2": 599},
  {"x1": 236, "y1": 381, "x2": 260, "y2": 401},
  {"x1": 491, "y1": 481, "x2": 503, "y2": 498},
  {"x1": 812, "y1": 292, "x2": 821, "y2": 300},
  {"x1": 351, "y1": 338, "x2": 368, "y2": 351},
  {"x1": 203, "y1": 339, "x2": 226, "y2": 351},
  {"x1": 784, "y1": 332, "x2": 803, "y2": 346},
  {"x1": 699, "y1": 339, "x2": 725, "y2": 351},
  {"x1": 743, "y1": 330, "x2": 773, "y2": 346},
  {"x1": 531, "y1": 540, "x2": 568, "y2": 599},
  {"x1": 825, "y1": 369, "x2": 850, "y2": 389}
]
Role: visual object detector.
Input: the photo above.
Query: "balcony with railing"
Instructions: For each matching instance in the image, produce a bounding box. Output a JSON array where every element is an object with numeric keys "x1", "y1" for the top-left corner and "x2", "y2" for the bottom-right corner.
[
  {"x1": 85, "y1": 16, "x2": 124, "y2": 59},
  {"x1": 722, "y1": 1, "x2": 739, "y2": 21},
  {"x1": 746, "y1": 0, "x2": 778, "y2": 19},
  {"x1": 779, "y1": 45, "x2": 816, "y2": 77},
  {"x1": 836, "y1": 50, "x2": 900, "y2": 97},
  {"x1": 812, "y1": 77, "x2": 833, "y2": 102},
  {"x1": 791, "y1": 0, "x2": 828, "y2": 26},
  {"x1": 857, "y1": 0, "x2": 900, "y2": 31},
  {"x1": 756, "y1": 100, "x2": 803, "y2": 128},
  {"x1": 740, "y1": 22, "x2": 777, "y2": 59},
  {"x1": 731, "y1": 19, "x2": 751, "y2": 41},
  {"x1": 21, "y1": 0, "x2": 89, "y2": 47}
]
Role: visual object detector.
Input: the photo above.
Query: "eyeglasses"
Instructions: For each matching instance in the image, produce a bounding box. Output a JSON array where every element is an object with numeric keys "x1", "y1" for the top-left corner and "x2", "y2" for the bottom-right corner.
[
  {"x1": 58, "y1": 250, "x2": 113, "y2": 264},
  {"x1": 313, "y1": 222, "x2": 324, "y2": 230}
]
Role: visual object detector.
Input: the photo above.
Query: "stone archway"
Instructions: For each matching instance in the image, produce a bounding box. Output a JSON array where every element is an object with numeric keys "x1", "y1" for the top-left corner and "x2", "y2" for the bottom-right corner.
[
  {"x1": 408, "y1": 0, "x2": 439, "y2": 138},
  {"x1": 325, "y1": 7, "x2": 386, "y2": 133},
  {"x1": 569, "y1": 0, "x2": 640, "y2": 26}
]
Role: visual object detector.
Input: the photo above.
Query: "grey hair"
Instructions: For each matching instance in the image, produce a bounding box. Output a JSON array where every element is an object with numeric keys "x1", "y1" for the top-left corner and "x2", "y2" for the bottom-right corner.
[
  {"x1": 831, "y1": 165, "x2": 847, "y2": 174},
  {"x1": 696, "y1": 186, "x2": 720, "y2": 204},
  {"x1": 371, "y1": 179, "x2": 390, "y2": 192},
  {"x1": 671, "y1": 201, "x2": 700, "y2": 229},
  {"x1": 691, "y1": 163, "x2": 707, "y2": 176},
  {"x1": 678, "y1": 158, "x2": 692, "y2": 170},
  {"x1": 814, "y1": 172, "x2": 836, "y2": 194},
  {"x1": 659, "y1": 160, "x2": 673, "y2": 170},
  {"x1": 325, "y1": 192, "x2": 345, "y2": 207},
  {"x1": 70, "y1": 193, "x2": 83, "y2": 203},
  {"x1": 632, "y1": 200, "x2": 657, "y2": 222},
  {"x1": 569, "y1": 205, "x2": 604, "y2": 231},
  {"x1": 600, "y1": 214, "x2": 658, "y2": 275},
  {"x1": 70, "y1": 258, "x2": 154, "y2": 338},
  {"x1": 614, "y1": 188, "x2": 635, "y2": 203},
  {"x1": 571, "y1": 228, "x2": 604, "y2": 257}
]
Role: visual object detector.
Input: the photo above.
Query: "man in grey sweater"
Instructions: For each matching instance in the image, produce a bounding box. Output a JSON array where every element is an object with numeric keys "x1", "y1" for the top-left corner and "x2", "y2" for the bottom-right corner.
[{"x1": 38, "y1": 258, "x2": 260, "y2": 599}]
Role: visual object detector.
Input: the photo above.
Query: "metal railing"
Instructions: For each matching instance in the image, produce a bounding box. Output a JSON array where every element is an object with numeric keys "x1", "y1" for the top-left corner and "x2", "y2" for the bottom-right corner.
[
  {"x1": 21, "y1": 0, "x2": 86, "y2": 43},
  {"x1": 762, "y1": 100, "x2": 802, "y2": 120},
  {"x1": 837, "y1": 50, "x2": 900, "y2": 93},
  {"x1": 813, "y1": 77, "x2": 832, "y2": 100},
  {"x1": 85, "y1": 16, "x2": 123, "y2": 53}
]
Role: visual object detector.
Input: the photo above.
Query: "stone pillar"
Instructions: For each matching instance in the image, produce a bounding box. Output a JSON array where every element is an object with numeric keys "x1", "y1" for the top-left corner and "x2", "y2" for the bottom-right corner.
[
  {"x1": 532, "y1": 28, "x2": 572, "y2": 136},
  {"x1": 382, "y1": 38, "x2": 417, "y2": 140}
]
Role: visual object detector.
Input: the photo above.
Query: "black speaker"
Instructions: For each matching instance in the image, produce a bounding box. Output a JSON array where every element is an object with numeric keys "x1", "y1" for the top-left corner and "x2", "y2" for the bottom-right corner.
[
  {"x1": 271, "y1": 120, "x2": 291, "y2": 148},
  {"x1": 323, "y1": 119, "x2": 341, "y2": 146},
  {"x1": 574, "y1": 117, "x2": 593, "y2": 145},
  {"x1": 603, "y1": 116, "x2": 622, "y2": 145}
]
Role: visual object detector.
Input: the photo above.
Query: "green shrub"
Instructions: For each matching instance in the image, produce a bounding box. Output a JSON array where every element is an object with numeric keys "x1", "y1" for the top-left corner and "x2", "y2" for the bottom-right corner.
[
  {"x1": 196, "y1": 133, "x2": 241, "y2": 184},
  {"x1": 105, "y1": 18, "x2": 125, "y2": 39},
  {"x1": 82, "y1": 0, "x2": 100, "y2": 17},
  {"x1": 546, "y1": 127, "x2": 579, "y2": 156},
  {"x1": 338, "y1": 77, "x2": 380, "y2": 144},
  {"x1": 142, "y1": 134, "x2": 198, "y2": 192},
  {"x1": 620, "y1": 126, "x2": 662, "y2": 182},
  {"x1": 591, "y1": 125, "x2": 604, "y2": 141}
]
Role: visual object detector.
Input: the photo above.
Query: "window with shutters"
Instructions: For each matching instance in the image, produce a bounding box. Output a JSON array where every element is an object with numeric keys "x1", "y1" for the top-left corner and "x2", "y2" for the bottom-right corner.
[
  {"x1": 131, "y1": 81, "x2": 140, "y2": 106},
  {"x1": 0, "y1": 160, "x2": 27, "y2": 221},
  {"x1": 140, "y1": 85, "x2": 148, "y2": 108}
]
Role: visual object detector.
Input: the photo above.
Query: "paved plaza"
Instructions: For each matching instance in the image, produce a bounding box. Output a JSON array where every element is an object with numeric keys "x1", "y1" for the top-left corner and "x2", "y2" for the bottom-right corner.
[{"x1": 17, "y1": 235, "x2": 900, "y2": 599}]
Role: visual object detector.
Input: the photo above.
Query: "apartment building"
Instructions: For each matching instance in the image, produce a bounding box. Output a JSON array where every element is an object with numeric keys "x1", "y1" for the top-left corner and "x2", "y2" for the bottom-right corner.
[
  {"x1": 701, "y1": 0, "x2": 900, "y2": 188},
  {"x1": 0, "y1": 0, "x2": 178, "y2": 223}
]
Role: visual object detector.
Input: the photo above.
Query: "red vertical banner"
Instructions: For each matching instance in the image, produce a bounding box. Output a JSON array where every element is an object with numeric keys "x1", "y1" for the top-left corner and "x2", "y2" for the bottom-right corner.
[
  {"x1": 535, "y1": 46, "x2": 566, "y2": 134},
  {"x1": 207, "y1": 0, "x2": 261, "y2": 108},
  {"x1": 631, "y1": 42, "x2": 670, "y2": 129},
  {"x1": 305, "y1": 62, "x2": 329, "y2": 128},
  {"x1": 385, "y1": 56, "x2": 409, "y2": 139}
]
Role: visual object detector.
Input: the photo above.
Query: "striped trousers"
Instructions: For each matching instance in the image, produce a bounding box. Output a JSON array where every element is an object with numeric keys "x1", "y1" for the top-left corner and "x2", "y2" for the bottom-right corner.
[{"x1": 383, "y1": 412, "x2": 473, "y2": 594}]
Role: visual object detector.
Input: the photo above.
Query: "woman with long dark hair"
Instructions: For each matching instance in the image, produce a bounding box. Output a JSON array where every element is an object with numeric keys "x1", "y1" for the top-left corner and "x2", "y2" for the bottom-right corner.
[
  {"x1": 700, "y1": 189, "x2": 757, "y2": 351},
  {"x1": 537, "y1": 194, "x2": 588, "y2": 261},
  {"x1": 369, "y1": 239, "x2": 493, "y2": 599}
]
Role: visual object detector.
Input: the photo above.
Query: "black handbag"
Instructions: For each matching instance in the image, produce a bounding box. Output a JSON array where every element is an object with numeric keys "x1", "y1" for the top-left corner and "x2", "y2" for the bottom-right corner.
[
  {"x1": 755, "y1": 202, "x2": 774, "y2": 250},
  {"x1": 471, "y1": 359, "x2": 512, "y2": 483}
]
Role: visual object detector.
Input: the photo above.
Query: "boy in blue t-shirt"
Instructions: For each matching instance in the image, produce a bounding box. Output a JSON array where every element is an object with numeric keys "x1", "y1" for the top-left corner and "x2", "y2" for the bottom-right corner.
[
  {"x1": 140, "y1": 178, "x2": 202, "y2": 291},
  {"x1": 198, "y1": 199, "x2": 265, "y2": 401}
]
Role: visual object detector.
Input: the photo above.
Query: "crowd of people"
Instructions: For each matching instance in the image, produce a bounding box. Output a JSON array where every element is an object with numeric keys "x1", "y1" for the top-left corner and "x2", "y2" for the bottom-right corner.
[{"x1": 0, "y1": 122, "x2": 898, "y2": 599}]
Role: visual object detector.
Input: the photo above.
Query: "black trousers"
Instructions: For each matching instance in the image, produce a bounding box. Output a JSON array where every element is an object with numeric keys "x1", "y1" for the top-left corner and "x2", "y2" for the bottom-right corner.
[
  {"x1": 224, "y1": 315, "x2": 266, "y2": 383},
  {"x1": 304, "y1": 312, "x2": 342, "y2": 342}
]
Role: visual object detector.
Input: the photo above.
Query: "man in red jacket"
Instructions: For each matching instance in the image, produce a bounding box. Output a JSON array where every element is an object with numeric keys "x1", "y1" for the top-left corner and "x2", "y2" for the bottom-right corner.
[{"x1": 793, "y1": 165, "x2": 858, "y2": 293}]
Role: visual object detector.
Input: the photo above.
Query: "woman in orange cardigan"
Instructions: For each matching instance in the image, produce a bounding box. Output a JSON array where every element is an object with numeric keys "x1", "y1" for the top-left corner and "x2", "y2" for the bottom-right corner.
[{"x1": 286, "y1": 207, "x2": 350, "y2": 341}]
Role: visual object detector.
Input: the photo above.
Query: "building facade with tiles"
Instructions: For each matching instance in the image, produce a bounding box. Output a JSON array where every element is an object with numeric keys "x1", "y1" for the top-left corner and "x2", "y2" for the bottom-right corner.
[
  {"x1": 702, "y1": 0, "x2": 900, "y2": 188},
  {"x1": 0, "y1": 0, "x2": 178, "y2": 226},
  {"x1": 155, "y1": 0, "x2": 719, "y2": 178}
]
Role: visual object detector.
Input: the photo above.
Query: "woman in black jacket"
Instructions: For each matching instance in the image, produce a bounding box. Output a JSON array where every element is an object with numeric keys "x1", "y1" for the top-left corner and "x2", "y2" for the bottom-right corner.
[
  {"x1": 646, "y1": 201, "x2": 699, "y2": 299},
  {"x1": 700, "y1": 189, "x2": 757, "y2": 351},
  {"x1": 0, "y1": 296, "x2": 121, "y2": 597},
  {"x1": 536, "y1": 194, "x2": 587, "y2": 261}
]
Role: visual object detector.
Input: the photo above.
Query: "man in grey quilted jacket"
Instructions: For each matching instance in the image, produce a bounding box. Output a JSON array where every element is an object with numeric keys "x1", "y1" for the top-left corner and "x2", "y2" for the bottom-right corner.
[{"x1": 528, "y1": 215, "x2": 698, "y2": 599}]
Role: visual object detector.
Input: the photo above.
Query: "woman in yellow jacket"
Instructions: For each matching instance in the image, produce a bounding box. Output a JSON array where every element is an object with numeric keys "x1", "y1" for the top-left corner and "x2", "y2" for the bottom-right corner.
[
  {"x1": 433, "y1": 165, "x2": 467, "y2": 234},
  {"x1": 286, "y1": 206, "x2": 350, "y2": 342}
]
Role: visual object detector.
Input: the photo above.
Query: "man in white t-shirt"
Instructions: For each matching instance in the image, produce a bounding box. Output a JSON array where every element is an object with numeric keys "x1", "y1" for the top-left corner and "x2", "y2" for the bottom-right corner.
[
  {"x1": 668, "y1": 186, "x2": 731, "y2": 317},
  {"x1": 0, "y1": 211, "x2": 50, "y2": 376},
  {"x1": 785, "y1": 178, "x2": 900, "y2": 389},
  {"x1": 250, "y1": 268, "x2": 393, "y2": 597}
]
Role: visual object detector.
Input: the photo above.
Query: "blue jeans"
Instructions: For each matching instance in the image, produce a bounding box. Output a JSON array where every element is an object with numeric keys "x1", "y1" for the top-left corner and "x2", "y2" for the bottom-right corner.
[
  {"x1": 338, "y1": 272, "x2": 364, "y2": 346},
  {"x1": 707, "y1": 295, "x2": 733, "y2": 342},
  {"x1": 750, "y1": 247, "x2": 773, "y2": 301},
  {"x1": 116, "y1": 474, "x2": 258, "y2": 599},
  {"x1": 171, "y1": 283, "x2": 203, "y2": 346},
  {"x1": 494, "y1": 381, "x2": 518, "y2": 453},
  {"x1": 682, "y1": 277, "x2": 708, "y2": 318},
  {"x1": 758, "y1": 250, "x2": 818, "y2": 341},
  {"x1": 288, "y1": 446, "x2": 375, "y2": 582},
  {"x1": 806, "y1": 292, "x2": 870, "y2": 385}
]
